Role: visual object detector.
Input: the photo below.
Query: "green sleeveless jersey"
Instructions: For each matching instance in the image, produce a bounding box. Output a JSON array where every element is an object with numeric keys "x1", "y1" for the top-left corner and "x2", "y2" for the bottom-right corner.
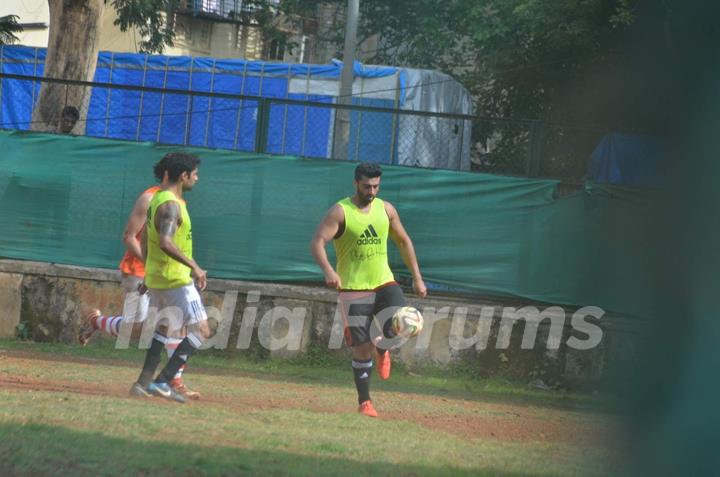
[
  {"x1": 145, "y1": 190, "x2": 193, "y2": 289},
  {"x1": 333, "y1": 197, "x2": 395, "y2": 290}
]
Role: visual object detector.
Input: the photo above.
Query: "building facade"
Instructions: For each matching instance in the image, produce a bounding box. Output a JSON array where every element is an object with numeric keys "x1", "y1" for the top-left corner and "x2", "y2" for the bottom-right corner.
[{"x1": 1, "y1": 0, "x2": 334, "y2": 63}]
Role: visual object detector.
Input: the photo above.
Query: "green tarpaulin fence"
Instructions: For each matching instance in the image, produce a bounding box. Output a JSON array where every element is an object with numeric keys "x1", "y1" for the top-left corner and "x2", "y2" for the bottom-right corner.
[{"x1": 0, "y1": 130, "x2": 659, "y2": 318}]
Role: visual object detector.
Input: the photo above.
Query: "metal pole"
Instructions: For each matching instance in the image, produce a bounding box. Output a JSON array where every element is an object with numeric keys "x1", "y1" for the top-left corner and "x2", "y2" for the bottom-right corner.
[
  {"x1": 280, "y1": 64, "x2": 291, "y2": 154},
  {"x1": 103, "y1": 52, "x2": 116, "y2": 137},
  {"x1": 339, "y1": 0, "x2": 359, "y2": 104},
  {"x1": 525, "y1": 121, "x2": 542, "y2": 177},
  {"x1": 353, "y1": 76, "x2": 365, "y2": 161},
  {"x1": 256, "y1": 62, "x2": 267, "y2": 151},
  {"x1": 300, "y1": 66, "x2": 311, "y2": 156},
  {"x1": 254, "y1": 98, "x2": 269, "y2": 153},
  {"x1": 31, "y1": 47, "x2": 40, "y2": 130},
  {"x1": 203, "y1": 59, "x2": 217, "y2": 147},
  {"x1": 184, "y1": 58, "x2": 196, "y2": 146},
  {"x1": 458, "y1": 118, "x2": 466, "y2": 170},
  {"x1": 156, "y1": 56, "x2": 170, "y2": 143},
  {"x1": 332, "y1": 0, "x2": 359, "y2": 160},
  {"x1": 232, "y1": 60, "x2": 249, "y2": 150},
  {"x1": 388, "y1": 72, "x2": 400, "y2": 164},
  {"x1": 135, "y1": 54, "x2": 150, "y2": 141},
  {"x1": 0, "y1": 46, "x2": 4, "y2": 128}
]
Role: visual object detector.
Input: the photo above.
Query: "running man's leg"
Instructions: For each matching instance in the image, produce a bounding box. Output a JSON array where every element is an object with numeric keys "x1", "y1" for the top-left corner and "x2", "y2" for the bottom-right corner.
[
  {"x1": 79, "y1": 275, "x2": 147, "y2": 345},
  {"x1": 133, "y1": 288, "x2": 171, "y2": 393},
  {"x1": 165, "y1": 333, "x2": 201, "y2": 400},
  {"x1": 148, "y1": 285, "x2": 209, "y2": 402}
]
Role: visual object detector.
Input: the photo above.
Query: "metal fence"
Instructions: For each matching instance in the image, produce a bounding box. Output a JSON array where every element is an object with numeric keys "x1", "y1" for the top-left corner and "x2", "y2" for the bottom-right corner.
[
  {"x1": 181, "y1": 0, "x2": 279, "y2": 19},
  {"x1": 471, "y1": 118, "x2": 605, "y2": 179},
  {"x1": 0, "y1": 72, "x2": 603, "y2": 180}
]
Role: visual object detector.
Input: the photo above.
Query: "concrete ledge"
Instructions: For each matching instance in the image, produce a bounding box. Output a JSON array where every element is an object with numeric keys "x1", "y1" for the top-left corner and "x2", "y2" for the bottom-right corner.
[
  {"x1": 0, "y1": 259, "x2": 541, "y2": 311},
  {"x1": 0, "y1": 272, "x2": 23, "y2": 338},
  {"x1": 0, "y1": 259, "x2": 120, "y2": 283},
  {"x1": 0, "y1": 259, "x2": 643, "y2": 386}
]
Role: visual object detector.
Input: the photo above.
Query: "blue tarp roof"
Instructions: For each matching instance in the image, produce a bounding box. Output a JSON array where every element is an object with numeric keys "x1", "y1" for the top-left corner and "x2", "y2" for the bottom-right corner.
[
  {"x1": 588, "y1": 133, "x2": 664, "y2": 187},
  {"x1": 0, "y1": 45, "x2": 405, "y2": 93}
]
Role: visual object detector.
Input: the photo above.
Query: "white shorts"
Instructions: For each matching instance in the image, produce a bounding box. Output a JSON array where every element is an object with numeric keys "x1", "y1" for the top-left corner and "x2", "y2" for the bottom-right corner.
[
  {"x1": 121, "y1": 275, "x2": 150, "y2": 323},
  {"x1": 148, "y1": 284, "x2": 207, "y2": 333}
]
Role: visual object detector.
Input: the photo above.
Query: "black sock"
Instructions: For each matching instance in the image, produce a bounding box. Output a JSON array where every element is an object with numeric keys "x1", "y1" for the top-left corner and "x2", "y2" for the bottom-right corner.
[
  {"x1": 137, "y1": 336, "x2": 165, "y2": 386},
  {"x1": 352, "y1": 358, "x2": 373, "y2": 404},
  {"x1": 156, "y1": 337, "x2": 198, "y2": 384}
]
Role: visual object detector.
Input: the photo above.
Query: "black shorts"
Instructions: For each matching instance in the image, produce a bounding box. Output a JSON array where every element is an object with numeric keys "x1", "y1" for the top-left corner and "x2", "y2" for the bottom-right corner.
[{"x1": 338, "y1": 284, "x2": 406, "y2": 347}]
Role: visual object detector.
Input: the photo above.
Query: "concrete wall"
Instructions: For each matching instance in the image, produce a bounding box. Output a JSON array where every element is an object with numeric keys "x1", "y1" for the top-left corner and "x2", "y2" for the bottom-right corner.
[
  {"x1": 0, "y1": 272, "x2": 22, "y2": 337},
  {"x1": 0, "y1": 259, "x2": 644, "y2": 387}
]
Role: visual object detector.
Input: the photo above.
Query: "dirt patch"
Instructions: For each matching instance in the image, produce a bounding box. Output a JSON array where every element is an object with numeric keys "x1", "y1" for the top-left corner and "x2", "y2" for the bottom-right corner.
[
  {"x1": 0, "y1": 374, "x2": 120, "y2": 397},
  {"x1": 0, "y1": 348, "x2": 141, "y2": 369},
  {"x1": 395, "y1": 411, "x2": 615, "y2": 446},
  {"x1": 382, "y1": 392, "x2": 618, "y2": 446},
  {"x1": 0, "y1": 350, "x2": 618, "y2": 446},
  {"x1": 0, "y1": 348, "x2": 306, "y2": 379}
]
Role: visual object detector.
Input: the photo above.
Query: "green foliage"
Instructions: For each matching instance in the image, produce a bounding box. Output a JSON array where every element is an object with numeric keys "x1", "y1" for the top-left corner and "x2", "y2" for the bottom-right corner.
[
  {"x1": 0, "y1": 14, "x2": 23, "y2": 45},
  {"x1": 14, "y1": 321, "x2": 29, "y2": 340},
  {"x1": 286, "y1": 1, "x2": 636, "y2": 121},
  {"x1": 111, "y1": 0, "x2": 179, "y2": 53},
  {"x1": 268, "y1": 1, "x2": 646, "y2": 176},
  {"x1": 110, "y1": 0, "x2": 296, "y2": 55}
]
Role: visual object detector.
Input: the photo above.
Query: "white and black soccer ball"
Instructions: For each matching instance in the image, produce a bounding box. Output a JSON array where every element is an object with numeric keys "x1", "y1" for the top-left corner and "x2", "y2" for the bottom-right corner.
[{"x1": 391, "y1": 306, "x2": 424, "y2": 339}]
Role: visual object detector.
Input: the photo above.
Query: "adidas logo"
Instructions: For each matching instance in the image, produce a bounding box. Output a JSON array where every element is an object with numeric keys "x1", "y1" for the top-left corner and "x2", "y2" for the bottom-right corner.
[
  {"x1": 360, "y1": 372, "x2": 369, "y2": 379},
  {"x1": 357, "y1": 225, "x2": 382, "y2": 245}
]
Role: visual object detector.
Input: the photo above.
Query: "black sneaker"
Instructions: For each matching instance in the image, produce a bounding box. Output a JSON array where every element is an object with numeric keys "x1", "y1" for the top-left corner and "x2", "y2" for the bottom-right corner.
[
  {"x1": 129, "y1": 382, "x2": 152, "y2": 398},
  {"x1": 147, "y1": 381, "x2": 187, "y2": 404}
]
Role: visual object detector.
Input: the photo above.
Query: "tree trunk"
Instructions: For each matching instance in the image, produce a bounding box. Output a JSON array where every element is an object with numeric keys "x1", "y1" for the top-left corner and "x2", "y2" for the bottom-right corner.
[{"x1": 31, "y1": 0, "x2": 104, "y2": 134}]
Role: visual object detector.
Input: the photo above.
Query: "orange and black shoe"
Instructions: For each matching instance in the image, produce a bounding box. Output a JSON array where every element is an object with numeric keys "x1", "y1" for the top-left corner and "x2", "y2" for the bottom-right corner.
[
  {"x1": 78, "y1": 309, "x2": 101, "y2": 346},
  {"x1": 376, "y1": 349, "x2": 391, "y2": 380},
  {"x1": 358, "y1": 400, "x2": 378, "y2": 417},
  {"x1": 170, "y1": 377, "x2": 201, "y2": 400}
]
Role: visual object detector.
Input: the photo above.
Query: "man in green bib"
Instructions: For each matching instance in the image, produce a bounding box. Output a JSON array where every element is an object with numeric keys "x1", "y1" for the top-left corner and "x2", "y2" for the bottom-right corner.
[
  {"x1": 310, "y1": 163, "x2": 427, "y2": 417},
  {"x1": 132, "y1": 152, "x2": 211, "y2": 403}
]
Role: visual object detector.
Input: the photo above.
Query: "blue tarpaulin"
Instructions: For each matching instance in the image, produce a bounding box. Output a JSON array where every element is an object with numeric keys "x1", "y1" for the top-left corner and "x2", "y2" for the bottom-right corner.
[
  {"x1": 0, "y1": 46, "x2": 402, "y2": 158},
  {"x1": 0, "y1": 45, "x2": 472, "y2": 168},
  {"x1": 588, "y1": 133, "x2": 664, "y2": 187}
]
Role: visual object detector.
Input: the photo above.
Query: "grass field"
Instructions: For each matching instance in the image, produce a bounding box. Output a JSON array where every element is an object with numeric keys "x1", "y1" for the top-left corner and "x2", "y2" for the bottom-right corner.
[{"x1": 0, "y1": 339, "x2": 624, "y2": 476}]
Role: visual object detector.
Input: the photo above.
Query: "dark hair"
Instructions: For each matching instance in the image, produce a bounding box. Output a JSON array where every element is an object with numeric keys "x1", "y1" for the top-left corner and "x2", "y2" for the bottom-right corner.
[
  {"x1": 153, "y1": 152, "x2": 201, "y2": 182},
  {"x1": 354, "y1": 162, "x2": 382, "y2": 181},
  {"x1": 61, "y1": 105, "x2": 79, "y2": 122}
]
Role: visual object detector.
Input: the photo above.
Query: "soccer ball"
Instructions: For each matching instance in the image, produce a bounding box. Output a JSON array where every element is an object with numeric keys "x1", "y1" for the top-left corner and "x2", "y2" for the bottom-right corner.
[{"x1": 391, "y1": 306, "x2": 423, "y2": 339}]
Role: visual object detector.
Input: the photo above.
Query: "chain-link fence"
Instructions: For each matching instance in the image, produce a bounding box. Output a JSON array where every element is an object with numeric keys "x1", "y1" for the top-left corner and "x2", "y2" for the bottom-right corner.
[
  {"x1": 0, "y1": 71, "x2": 604, "y2": 180},
  {"x1": 470, "y1": 118, "x2": 606, "y2": 180}
]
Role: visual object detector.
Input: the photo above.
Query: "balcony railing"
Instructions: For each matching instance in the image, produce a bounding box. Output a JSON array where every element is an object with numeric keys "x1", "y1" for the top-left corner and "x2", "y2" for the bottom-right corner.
[{"x1": 180, "y1": 0, "x2": 279, "y2": 20}]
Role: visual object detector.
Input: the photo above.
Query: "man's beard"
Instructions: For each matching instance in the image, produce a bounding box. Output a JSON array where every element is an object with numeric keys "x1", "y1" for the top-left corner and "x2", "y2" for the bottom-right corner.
[{"x1": 358, "y1": 194, "x2": 374, "y2": 206}]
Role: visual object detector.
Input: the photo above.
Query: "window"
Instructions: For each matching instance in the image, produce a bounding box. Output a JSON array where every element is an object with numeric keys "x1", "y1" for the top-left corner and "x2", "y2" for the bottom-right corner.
[{"x1": 267, "y1": 38, "x2": 285, "y2": 60}]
